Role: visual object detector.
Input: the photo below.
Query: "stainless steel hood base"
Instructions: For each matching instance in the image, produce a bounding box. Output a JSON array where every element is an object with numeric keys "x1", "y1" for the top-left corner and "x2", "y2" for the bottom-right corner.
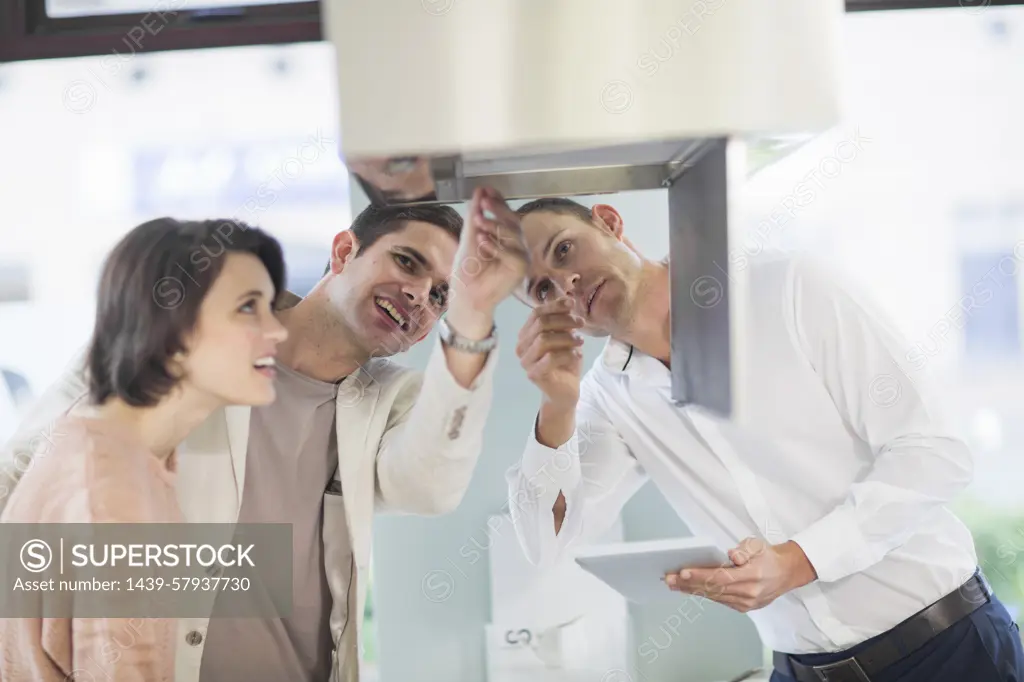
[
  {"x1": 350, "y1": 136, "x2": 804, "y2": 209},
  {"x1": 431, "y1": 159, "x2": 670, "y2": 204},
  {"x1": 668, "y1": 138, "x2": 738, "y2": 417},
  {"x1": 350, "y1": 139, "x2": 710, "y2": 206}
]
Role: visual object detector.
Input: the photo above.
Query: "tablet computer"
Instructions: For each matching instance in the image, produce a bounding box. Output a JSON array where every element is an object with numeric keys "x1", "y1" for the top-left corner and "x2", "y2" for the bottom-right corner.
[{"x1": 572, "y1": 537, "x2": 732, "y2": 604}]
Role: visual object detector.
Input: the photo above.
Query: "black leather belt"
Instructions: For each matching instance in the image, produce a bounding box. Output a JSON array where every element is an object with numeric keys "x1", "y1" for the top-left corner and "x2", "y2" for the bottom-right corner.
[{"x1": 774, "y1": 571, "x2": 992, "y2": 682}]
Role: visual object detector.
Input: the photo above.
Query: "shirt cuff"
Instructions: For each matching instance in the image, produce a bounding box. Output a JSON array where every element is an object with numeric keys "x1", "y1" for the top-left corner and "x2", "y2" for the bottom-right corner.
[
  {"x1": 520, "y1": 424, "x2": 583, "y2": 511},
  {"x1": 425, "y1": 335, "x2": 499, "y2": 394},
  {"x1": 790, "y1": 507, "x2": 871, "y2": 584}
]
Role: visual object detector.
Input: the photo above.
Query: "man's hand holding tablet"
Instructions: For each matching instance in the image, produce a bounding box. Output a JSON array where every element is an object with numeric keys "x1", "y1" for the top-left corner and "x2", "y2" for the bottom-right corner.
[
  {"x1": 664, "y1": 537, "x2": 818, "y2": 613},
  {"x1": 572, "y1": 537, "x2": 733, "y2": 604}
]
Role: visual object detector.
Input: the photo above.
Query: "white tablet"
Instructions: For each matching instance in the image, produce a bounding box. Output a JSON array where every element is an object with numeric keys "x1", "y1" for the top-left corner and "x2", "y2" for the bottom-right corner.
[{"x1": 572, "y1": 537, "x2": 732, "y2": 604}]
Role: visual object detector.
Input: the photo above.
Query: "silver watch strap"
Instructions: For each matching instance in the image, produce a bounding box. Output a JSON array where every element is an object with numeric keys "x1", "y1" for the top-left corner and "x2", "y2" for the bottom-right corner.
[{"x1": 439, "y1": 317, "x2": 497, "y2": 353}]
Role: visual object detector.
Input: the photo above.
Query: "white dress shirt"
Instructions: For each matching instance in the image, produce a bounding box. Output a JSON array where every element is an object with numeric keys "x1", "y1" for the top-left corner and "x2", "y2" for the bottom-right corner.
[{"x1": 506, "y1": 254, "x2": 978, "y2": 655}]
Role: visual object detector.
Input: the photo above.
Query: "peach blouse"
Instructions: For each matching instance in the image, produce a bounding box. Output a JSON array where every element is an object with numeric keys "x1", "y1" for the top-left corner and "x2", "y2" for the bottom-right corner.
[{"x1": 0, "y1": 413, "x2": 182, "y2": 682}]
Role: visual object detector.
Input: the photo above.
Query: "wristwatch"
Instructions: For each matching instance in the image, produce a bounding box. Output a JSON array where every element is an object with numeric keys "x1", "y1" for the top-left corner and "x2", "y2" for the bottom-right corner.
[{"x1": 438, "y1": 316, "x2": 498, "y2": 354}]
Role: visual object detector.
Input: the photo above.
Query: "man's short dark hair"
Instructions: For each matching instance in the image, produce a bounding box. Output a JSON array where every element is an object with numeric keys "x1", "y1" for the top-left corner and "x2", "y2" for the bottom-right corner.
[
  {"x1": 324, "y1": 204, "x2": 463, "y2": 275},
  {"x1": 516, "y1": 197, "x2": 594, "y2": 224},
  {"x1": 87, "y1": 217, "x2": 286, "y2": 407}
]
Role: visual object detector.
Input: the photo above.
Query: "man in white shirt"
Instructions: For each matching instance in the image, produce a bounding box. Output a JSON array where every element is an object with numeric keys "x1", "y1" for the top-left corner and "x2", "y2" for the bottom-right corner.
[{"x1": 506, "y1": 197, "x2": 1024, "y2": 682}]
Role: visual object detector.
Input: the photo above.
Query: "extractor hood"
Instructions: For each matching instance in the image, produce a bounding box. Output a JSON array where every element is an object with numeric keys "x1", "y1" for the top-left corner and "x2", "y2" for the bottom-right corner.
[{"x1": 324, "y1": 0, "x2": 845, "y2": 421}]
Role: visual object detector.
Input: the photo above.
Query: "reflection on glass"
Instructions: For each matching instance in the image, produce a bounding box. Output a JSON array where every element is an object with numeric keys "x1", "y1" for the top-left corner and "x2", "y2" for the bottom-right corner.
[
  {"x1": 347, "y1": 157, "x2": 438, "y2": 206},
  {"x1": 46, "y1": 0, "x2": 298, "y2": 18}
]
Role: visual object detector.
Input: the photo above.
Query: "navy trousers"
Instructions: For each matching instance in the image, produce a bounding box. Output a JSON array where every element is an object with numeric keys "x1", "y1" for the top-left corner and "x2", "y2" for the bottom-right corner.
[{"x1": 771, "y1": 596, "x2": 1024, "y2": 682}]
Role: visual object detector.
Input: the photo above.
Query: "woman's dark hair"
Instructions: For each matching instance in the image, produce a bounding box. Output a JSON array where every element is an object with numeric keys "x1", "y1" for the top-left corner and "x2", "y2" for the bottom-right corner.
[{"x1": 87, "y1": 217, "x2": 286, "y2": 407}]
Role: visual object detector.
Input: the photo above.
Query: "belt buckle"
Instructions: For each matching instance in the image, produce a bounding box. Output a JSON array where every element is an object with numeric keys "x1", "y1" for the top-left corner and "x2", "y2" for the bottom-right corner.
[{"x1": 813, "y1": 657, "x2": 872, "y2": 682}]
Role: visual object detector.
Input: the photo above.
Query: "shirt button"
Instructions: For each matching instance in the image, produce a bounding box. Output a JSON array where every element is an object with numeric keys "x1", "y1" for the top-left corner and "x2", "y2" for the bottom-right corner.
[{"x1": 185, "y1": 630, "x2": 203, "y2": 646}]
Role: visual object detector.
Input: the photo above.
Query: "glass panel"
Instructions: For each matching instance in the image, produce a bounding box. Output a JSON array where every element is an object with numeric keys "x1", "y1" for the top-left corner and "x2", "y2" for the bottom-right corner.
[{"x1": 45, "y1": 0, "x2": 301, "y2": 19}]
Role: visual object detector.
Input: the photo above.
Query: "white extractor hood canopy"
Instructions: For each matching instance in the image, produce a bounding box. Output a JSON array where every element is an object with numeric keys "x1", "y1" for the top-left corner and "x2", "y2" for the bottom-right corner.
[{"x1": 324, "y1": 0, "x2": 844, "y2": 204}]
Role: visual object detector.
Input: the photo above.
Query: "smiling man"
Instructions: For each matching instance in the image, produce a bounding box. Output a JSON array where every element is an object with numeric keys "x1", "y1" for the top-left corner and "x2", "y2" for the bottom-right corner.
[
  {"x1": 2, "y1": 187, "x2": 529, "y2": 682},
  {"x1": 506, "y1": 197, "x2": 1024, "y2": 682}
]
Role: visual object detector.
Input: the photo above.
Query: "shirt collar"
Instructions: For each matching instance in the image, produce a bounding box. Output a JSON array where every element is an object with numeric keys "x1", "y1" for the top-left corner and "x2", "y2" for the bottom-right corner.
[
  {"x1": 275, "y1": 362, "x2": 340, "y2": 405},
  {"x1": 599, "y1": 337, "x2": 634, "y2": 373},
  {"x1": 599, "y1": 338, "x2": 671, "y2": 389}
]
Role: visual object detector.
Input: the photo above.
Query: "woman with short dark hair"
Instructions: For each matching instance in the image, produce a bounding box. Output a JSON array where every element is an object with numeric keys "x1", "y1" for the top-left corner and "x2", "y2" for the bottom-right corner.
[{"x1": 0, "y1": 217, "x2": 288, "y2": 682}]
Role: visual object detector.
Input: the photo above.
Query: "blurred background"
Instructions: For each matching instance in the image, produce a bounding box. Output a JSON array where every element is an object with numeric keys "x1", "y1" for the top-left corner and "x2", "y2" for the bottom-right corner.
[{"x1": 1, "y1": 3, "x2": 1023, "y2": 681}]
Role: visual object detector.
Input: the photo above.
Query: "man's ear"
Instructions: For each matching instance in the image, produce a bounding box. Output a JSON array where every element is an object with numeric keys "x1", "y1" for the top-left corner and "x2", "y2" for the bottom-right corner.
[
  {"x1": 329, "y1": 230, "x2": 359, "y2": 274},
  {"x1": 590, "y1": 204, "x2": 625, "y2": 240}
]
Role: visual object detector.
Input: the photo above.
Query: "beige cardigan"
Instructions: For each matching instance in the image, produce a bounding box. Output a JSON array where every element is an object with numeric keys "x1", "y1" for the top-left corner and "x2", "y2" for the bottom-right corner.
[{"x1": 0, "y1": 414, "x2": 181, "y2": 682}]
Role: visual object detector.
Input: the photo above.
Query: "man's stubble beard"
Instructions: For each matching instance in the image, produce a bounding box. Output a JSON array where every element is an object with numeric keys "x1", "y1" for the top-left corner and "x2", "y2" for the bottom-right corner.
[
  {"x1": 316, "y1": 300, "x2": 379, "y2": 361},
  {"x1": 608, "y1": 270, "x2": 637, "y2": 336}
]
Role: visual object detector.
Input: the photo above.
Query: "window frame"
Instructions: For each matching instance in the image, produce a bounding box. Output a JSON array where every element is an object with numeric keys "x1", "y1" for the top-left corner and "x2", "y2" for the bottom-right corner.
[
  {"x1": 2, "y1": 0, "x2": 1023, "y2": 63},
  {"x1": 0, "y1": 0, "x2": 321, "y2": 63},
  {"x1": 846, "y1": 0, "x2": 1022, "y2": 10}
]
